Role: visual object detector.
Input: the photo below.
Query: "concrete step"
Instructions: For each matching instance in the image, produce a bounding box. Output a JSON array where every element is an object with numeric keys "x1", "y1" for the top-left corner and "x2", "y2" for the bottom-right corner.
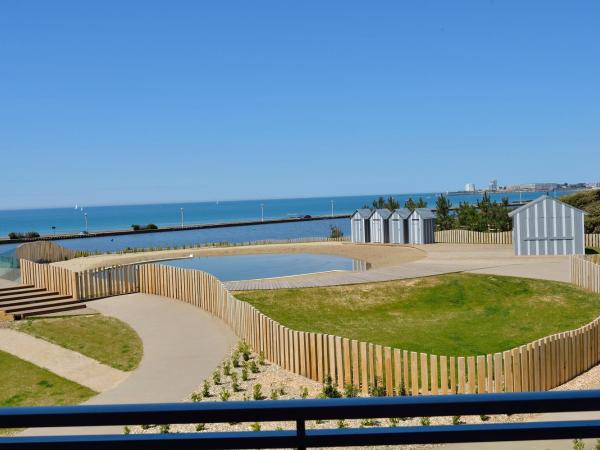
[
  {"x1": 0, "y1": 294, "x2": 72, "y2": 309},
  {"x1": 0, "y1": 287, "x2": 46, "y2": 296},
  {"x1": 0, "y1": 290, "x2": 60, "y2": 302},
  {"x1": 3, "y1": 298, "x2": 80, "y2": 314},
  {"x1": 15, "y1": 303, "x2": 87, "y2": 320}
]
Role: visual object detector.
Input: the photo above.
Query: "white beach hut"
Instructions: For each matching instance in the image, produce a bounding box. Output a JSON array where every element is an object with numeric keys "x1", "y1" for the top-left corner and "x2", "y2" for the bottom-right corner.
[
  {"x1": 389, "y1": 208, "x2": 411, "y2": 244},
  {"x1": 370, "y1": 209, "x2": 392, "y2": 244},
  {"x1": 508, "y1": 195, "x2": 586, "y2": 256},
  {"x1": 408, "y1": 208, "x2": 436, "y2": 244},
  {"x1": 350, "y1": 209, "x2": 373, "y2": 243}
]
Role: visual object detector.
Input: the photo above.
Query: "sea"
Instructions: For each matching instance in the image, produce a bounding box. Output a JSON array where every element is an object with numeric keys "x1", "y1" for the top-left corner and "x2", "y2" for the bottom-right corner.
[{"x1": 0, "y1": 191, "x2": 574, "y2": 254}]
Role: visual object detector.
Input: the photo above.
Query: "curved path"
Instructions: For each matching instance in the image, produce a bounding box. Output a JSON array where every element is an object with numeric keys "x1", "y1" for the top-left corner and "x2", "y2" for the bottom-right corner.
[
  {"x1": 225, "y1": 244, "x2": 571, "y2": 290},
  {"x1": 23, "y1": 292, "x2": 237, "y2": 436}
]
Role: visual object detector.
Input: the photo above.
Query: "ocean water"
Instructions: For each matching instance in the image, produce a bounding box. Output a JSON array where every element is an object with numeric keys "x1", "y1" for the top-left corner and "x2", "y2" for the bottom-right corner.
[
  {"x1": 160, "y1": 253, "x2": 364, "y2": 281},
  {"x1": 0, "y1": 191, "x2": 571, "y2": 237}
]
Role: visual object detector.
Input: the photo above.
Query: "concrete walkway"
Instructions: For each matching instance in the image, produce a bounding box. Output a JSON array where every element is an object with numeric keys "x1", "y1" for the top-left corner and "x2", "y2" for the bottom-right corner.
[
  {"x1": 23, "y1": 292, "x2": 237, "y2": 436},
  {"x1": 226, "y1": 244, "x2": 571, "y2": 290},
  {"x1": 0, "y1": 329, "x2": 127, "y2": 392}
]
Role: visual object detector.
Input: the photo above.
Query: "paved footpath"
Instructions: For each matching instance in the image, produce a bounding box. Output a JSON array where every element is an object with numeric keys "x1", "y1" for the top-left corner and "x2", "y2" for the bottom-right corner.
[
  {"x1": 22, "y1": 293, "x2": 237, "y2": 436},
  {"x1": 0, "y1": 329, "x2": 127, "y2": 392}
]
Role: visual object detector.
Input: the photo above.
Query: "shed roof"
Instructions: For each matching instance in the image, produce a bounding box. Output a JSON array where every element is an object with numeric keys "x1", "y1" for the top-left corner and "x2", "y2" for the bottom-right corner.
[
  {"x1": 412, "y1": 208, "x2": 436, "y2": 219},
  {"x1": 352, "y1": 208, "x2": 373, "y2": 219},
  {"x1": 508, "y1": 195, "x2": 587, "y2": 218},
  {"x1": 373, "y1": 209, "x2": 392, "y2": 219},
  {"x1": 392, "y1": 208, "x2": 412, "y2": 219}
]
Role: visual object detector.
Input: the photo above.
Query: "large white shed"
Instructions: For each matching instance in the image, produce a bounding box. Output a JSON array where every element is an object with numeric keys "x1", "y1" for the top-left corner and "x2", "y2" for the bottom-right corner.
[
  {"x1": 389, "y1": 208, "x2": 411, "y2": 244},
  {"x1": 508, "y1": 195, "x2": 586, "y2": 256},
  {"x1": 350, "y1": 209, "x2": 373, "y2": 243},
  {"x1": 408, "y1": 209, "x2": 436, "y2": 244},
  {"x1": 370, "y1": 209, "x2": 392, "y2": 243}
]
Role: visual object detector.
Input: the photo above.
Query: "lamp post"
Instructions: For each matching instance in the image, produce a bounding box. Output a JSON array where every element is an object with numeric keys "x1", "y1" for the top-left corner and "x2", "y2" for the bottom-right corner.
[
  {"x1": 331, "y1": 200, "x2": 334, "y2": 217},
  {"x1": 83, "y1": 213, "x2": 88, "y2": 234},
  {"x1": 260, "y1": 204, "x2": 264, "y2": 222},
  {"x1": 180, "y1": 208, "x2": 184, "y2": 228}
]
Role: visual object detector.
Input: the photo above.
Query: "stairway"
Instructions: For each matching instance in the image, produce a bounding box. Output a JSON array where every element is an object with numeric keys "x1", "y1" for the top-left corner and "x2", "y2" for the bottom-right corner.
[{"x1": 0, "y1": 284, "x2": 86, "y2": 319}]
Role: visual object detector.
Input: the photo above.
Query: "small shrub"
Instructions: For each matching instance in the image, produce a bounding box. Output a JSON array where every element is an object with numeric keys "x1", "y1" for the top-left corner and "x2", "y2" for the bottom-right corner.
[
  {"x1": 231, "y1": 373, "x2": 241, "y2": 392},
  {"x1": 250, "y1": 422, "x2": 261, "y2": 432},
  {"x1": 360, "y1": 418, "x2": 377, "y2": 427},
  {"x1": 159, "y1": 424, "x2": 171, "y2": 434},
  {"x1": 123, "y1": 426, "x2": 131, "y2": 434},
  {"x1": 270, "y1": 389, "x2": 279, "y2": 400},
  {"x1": 248, "y1": 360, "x2": 260, "y2": 373},
  {"x1": 231, "y1": 352, "x2": 241, "y2": 368},
  {"x1": 573, "y1": 439, "x2": 584, "y2": 450},
  {"x1": 191, "y1": 392, "x2": 202, "y2": 402},
  {"x1": 146, "y1": 223, "x2": 158, "y2": 230},
  {"x1": 241, "y1": 367, "x2": 249, "y2": 381},
  {"x1": 322, "y1": 374, "x2": 342, "y2": 398},
  {"x1": 452, "y1": 415, "x2": 463, "y2": 425},
  {"x1": 420, "y1": 417, "x2": 431, "y2": 426},
  {"x1": 337, "y1": 419, "x2": 348, "y2": 429},
  {"x1": 242, "y1": 393, "x2": 250, "y2": 401},
  {"x1": 223, "y1": 361, "x2": 231, "y2": 376},
  {"x1": 277, "y1": 386, "x2": 286, "y2": 396},
  {"x1": 258, "y1": 351, "x2": 265, "y2": 365},
  {"x1": 131, "y1": 224, "x2": 141, "y2": 231},
  {"x1": 344, "y1": 384, "x2": 359, "y2": 398},
  {"x1": 212, "y1": 370, "x2": 221, "y2": 385},
  {"x1": 219, "y1": 388, "x2": 231, "y2": 401},
  {"x1": 388, "y1": 417, "x2": 400, "y2": 427},
  {"x1": 329, "y1": 225, "x2": 344, "y2": 239},
  {"x1": 479, "y1": 414, "x2": 490, "y2": 422},
  {"x1": 141, "y1": 424, "x2": 153, "y2": 430},
  {"x1": 238, "y1": 341, "x2": 251, "y2": 361},
  {"x1": 195, "y1": 423, "x2": 206, "y2": 432},
  {"x1": 398, "y1": 380, "x2": 407, "y2": 396},
  {"x1": 202, "y1": 380, "x2": 211, "y2": 397},
  {"x1": 300, "y1": 386, "x2": 309, "y2": 399},
  {"x1": 368, "y1": 378, "x2": 386, "y2": 397},
  {"x1": 253, "y1": 384, "x2": 264, "y2": 401}
]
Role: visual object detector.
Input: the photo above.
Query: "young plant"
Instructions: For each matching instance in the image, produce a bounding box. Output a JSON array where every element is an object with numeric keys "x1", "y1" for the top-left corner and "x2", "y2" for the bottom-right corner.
[
  {"x1": 322, "y1": 374, "x2": 342, "y2": 398},
  {"x1": 479, "y1": 414, "x2": 490, "y2": 422},
  {"x1": 159, "y1": 424, "x2": 170, "y2": 434},
  {"x1": 368, "y1": 378, "x2": 386, "y2": 397},
  {"x1": 241, "y1": 367, "x2": 249, "y2": 381},
  {"x1": 337, "y1": 419, "x2": 348, "y2": 429},
  {"x1": 231, "y1": 373, "x2": 241, "y2": 392},
  {"x1": 388, "y1": 417, "x2": 400, "y2": 427},
  {"x1": 250, "y1": 422, "x2": 261, "y2": 432},
  {"x1": 123, "y1": 426, "x2": 131, "y2": 435},
  {"x1": 212, "y1": 370, "x2": 221, "y2": 385},
  {"x1": 238, "y1": 341, "x2": 251, "y2": 361},
  {"x1": 202, "y1": 380, "x2": 211, "y2": 397},
  {"x1": 253, "y1": 384, "x2": 264, "y2": 401},
  {"x1": 452, "y1": 415, "x2": 463, "y2": 425},
  {"x1": 195, "y1": 423, "x2": 206, "y2": 432},
  {"x1": 219, "y1": 388, "x2": 231, "y2": 402},
  {"x1": 191, "y1": 392, "x2": 202, "y2": 402},
  {"x1": 248, "y1": 360, "x2": 260, "y2": 373},
  {"x1": 573, "y1": 439, "x2": 584, "y2": 450},
  {"x1": 360, "y1": 418, "x2": 377, "y2": 427},
  {"x1": 231, "y1": 352, "x2": 241, "y2": 368},
  {"x1": 420, "y1": 417, "x2": 431, "y2": 426},
  {"x1": 258, "y1": 351, "x2": 265, "y2": 366},
  {"x1": 300, "y1": 386, "x2": 309, "y2": 399},
  {"x1": 223, "y1": 361, "x2": 231, "y2": 376},
  {"x1": 398, "y1": 380, "x2": 407, "y2": 396},
  {"x1": 269, "y1": 389, "x2": 279, "y2": 400},
  {"x1": 344, "y1": 384, "x2": 359, "y2": 398}
]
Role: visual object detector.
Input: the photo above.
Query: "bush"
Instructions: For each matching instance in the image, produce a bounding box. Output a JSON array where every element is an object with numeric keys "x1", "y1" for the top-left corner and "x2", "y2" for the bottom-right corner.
[
  {"x1": 329, "y1": 225, "x2": 344, "y2": 239},
  {"x1": 202, "y1": 380, "x2": 211, "y2": 397},
  {"x1": 223, "y1": 361, "x2": 231, "y2": 376},
  {"x1": 388, "y1": 417, "x2": 400, "y2": 427},
  {"x1": 238, "y1": 341, "x2": 251, "y2": 361},
  {"x1": 452, "y1": 415, "x2": 463, "y2": 425},
  {"x1": 321, "y1": 374, "x2": 342, "y2": 398},
  {"x1": 212, "y1": 370, "x2": 221, "y2": 385},
  {"x1": 420, "y1": 417, "x2": 431, "y2": 426},
  {"x1": 191, "y1": 392, "x2": 202, "y2": 402},
  {"x1": 258, "y1": 351, "x2": 265, "y2": 365},
  {"x1": 231, "y1": 352, "x2": 241, "y2": 368},
  {"x1": 250, "y1": 422, "x2": 261, "y2": 432},
  {"x1": 360, "y1": 418, "x2": 377, "y2": 427},
  {"x1": 8, "y1": 231, "x2": 40, "y2": 240},
  {"x1": 300, "y1": 386, "x2": 309, "y2": 399},
  {"x1": 123, "y1": 426, "x2": 131, "y2": 434},
  {"x1": 252, "y1": 384, "x2": 264, "y2": 401},
  {"x1": 159, "y1": 424, "x2": 170, "y2": 434},
  {"x1": 248, "y1": 360, "x2": 260, "y2": 373},
  {"x1": 241, "y1": 367, "x2": 248, "y2": 381},
  {"x1": 337, "y1": 419, "x2": 348, "y2": 429},
  {"x1": 219, "y1": 388, "x2": 231, "y2": 401},
  {"x1": 195, "y1": 423, "x2": 206, "y2": 432},
  {"x1": 368, "y1": 378, "x2": 386, "y2": 397},
  {"x1": 344, "y1": 384, "x2": 359, "y2": 398},
  {"x1": 269, "y1": 389, "x2": 279, "y2": 400},
  {"x1": 231, "y1": 373, "x2": 241, "y2": 392},
  {"x1": 479, "y1": 414, "x2": 490, "y2": 422},
  {"x1": 131, "y1": 224, "x2": 141, "y2": 231}
]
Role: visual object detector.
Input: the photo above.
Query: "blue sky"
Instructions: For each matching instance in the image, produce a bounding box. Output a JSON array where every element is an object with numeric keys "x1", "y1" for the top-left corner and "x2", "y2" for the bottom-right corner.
[{"x1": 1, "y1": 1, "x2": 599, "y2": 209}]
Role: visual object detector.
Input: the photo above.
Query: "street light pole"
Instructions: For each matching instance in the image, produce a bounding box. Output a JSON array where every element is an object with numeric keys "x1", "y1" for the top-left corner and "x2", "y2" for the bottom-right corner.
[
  {"x1": 83, "y1": 213, "x2": 88, "y2": 233},
  {"x1": 180, "y1": 208, "x2": 184, "y2": 228},
  {"x1": 331, "y1": 200, "x2": 334, "y2": 217},
  {"x1": 260, "y1": 204, "x2": 264, "y2": 222}
]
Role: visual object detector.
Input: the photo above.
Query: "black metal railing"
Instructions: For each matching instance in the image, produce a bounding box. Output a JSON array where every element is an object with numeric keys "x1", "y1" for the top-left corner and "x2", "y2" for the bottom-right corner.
[{"x1": 2, "y1": 390, "x2": 600, "y2": 449}]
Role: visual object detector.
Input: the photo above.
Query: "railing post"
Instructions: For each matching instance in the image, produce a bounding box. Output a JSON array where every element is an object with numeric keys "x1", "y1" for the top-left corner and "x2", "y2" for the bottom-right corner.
[{"x1": 296, "y1": 419, "x2": 306, "y2": 450}]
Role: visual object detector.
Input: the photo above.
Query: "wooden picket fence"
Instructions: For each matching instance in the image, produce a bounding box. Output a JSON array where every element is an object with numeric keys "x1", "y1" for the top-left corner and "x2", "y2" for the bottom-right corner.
[
  {"x1": 587, "y1": 234, "x2": 600, "y2": 249},
  {"x1": 74, "y1": 265, "x2": 140, "y2": 300},
  {"x1": 571, "y1": 255, "x2": 600, "y2": 294},
  {"x1": 137, "y1": 263, "x2": 600, "y2": 396},
  {"x1": 435, "y1": 230, "x2": 513, "y2": 245},
  {"x1": 20, "y1": 259, "x2": 75, "y2": 297},
  {"x1": 16, "y1": 241, "x2": 80, "y2": 263}
]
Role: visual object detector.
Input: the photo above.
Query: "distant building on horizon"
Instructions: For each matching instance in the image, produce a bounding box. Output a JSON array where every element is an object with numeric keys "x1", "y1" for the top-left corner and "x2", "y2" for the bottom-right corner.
[
  {"x1": 488, "y1": 180, "x2": 498, "y2": 192},
  {"x1": 465, "y1": 183, "x2": 476, "y2": 192}
]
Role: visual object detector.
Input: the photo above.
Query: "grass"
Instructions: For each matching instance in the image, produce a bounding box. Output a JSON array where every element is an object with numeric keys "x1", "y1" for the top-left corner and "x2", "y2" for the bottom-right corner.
[
  {"x1": 17, "y1": 315, "x2": 143, "y2": 371},
  {"x1": 0, "y1": 350, "x2": 96, "y2": 434},
  {"x1": 236, "y1": 273, "x2": 600, "y2": 356}
]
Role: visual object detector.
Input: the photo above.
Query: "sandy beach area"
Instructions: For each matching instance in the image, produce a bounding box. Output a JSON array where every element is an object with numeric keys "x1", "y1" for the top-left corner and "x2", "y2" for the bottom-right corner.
[{"x1": 54, "y1": 241, "x2": 426, "y2": 272}]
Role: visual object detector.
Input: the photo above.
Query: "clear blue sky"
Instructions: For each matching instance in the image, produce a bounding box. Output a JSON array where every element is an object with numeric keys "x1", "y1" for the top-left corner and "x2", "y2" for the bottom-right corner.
[{"x1": 1, "y1": 1, "x2": 599, "y2": 209}]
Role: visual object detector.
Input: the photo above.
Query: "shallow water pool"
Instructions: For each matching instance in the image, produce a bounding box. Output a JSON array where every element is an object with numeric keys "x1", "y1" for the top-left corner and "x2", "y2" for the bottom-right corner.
[{"x1": 160, "y1": 253, "x2": 366, "y2": 281}]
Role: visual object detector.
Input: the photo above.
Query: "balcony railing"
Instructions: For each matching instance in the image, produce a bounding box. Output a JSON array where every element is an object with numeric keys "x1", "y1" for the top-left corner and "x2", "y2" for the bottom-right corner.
[{"x1": 2, "y1": 390, "x2": 600, "y2": 449}]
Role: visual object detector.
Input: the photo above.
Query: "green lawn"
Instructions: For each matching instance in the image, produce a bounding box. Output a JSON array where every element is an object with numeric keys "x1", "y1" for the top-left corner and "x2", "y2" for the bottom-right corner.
[
  {"x1": 236, "y1": 274, "x2": 600, "y2": 356},
  {"x1": 17, "y1": 315, "x2": 143, "y2": 371}
]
